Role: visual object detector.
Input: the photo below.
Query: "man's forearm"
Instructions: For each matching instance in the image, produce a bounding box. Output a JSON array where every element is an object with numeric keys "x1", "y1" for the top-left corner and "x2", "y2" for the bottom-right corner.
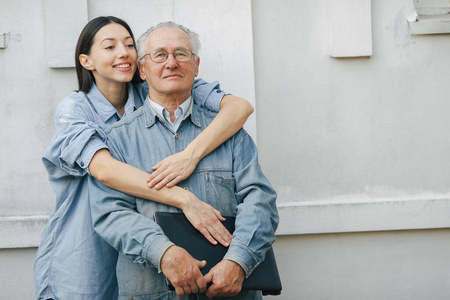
[
  {"x1": 227, "y1": 132, "x2": 279, "y2": 277},
  {"x1": 89, "y1": 174, "x2": 174, "y2": 269}
]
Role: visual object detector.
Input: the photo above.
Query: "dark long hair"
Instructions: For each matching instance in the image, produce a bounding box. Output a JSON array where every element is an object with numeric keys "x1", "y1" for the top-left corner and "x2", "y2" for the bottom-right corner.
[{"x1": 75, "y1": 16, "x2": 142, "y2": 93}]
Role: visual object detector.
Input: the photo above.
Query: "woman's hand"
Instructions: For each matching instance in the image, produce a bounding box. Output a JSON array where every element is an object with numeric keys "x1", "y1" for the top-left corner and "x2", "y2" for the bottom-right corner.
[
  {"x1": 180, "y1": 194, "x2": 233, "y2": 247},
  {"x1": 147, "y1": 150, "x2": 199, "y2": 190}
]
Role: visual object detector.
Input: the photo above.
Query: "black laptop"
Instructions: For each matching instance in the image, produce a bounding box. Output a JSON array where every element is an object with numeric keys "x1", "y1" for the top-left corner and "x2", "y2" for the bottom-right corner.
[{"x1": 154, "y1": 211, "x2": 282, "y2": 296}]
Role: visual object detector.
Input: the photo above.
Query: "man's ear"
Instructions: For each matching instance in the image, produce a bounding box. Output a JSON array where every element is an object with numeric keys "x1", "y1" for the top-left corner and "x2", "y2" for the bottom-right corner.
[
  {"x1": 138, "y1": 63, "x2": 146, "y2": 81},
  {"x1": 79, "y1": 54, "x2": 95, "y2": 71},
  {"x1": 194, "y1": 57, "x2": 200, "y2": 77}
]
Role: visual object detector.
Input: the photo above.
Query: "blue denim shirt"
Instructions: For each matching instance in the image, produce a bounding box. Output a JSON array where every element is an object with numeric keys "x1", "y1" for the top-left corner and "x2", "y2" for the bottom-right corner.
[
  {"x1": 89, "y1": 98, "x2": 279, "y2": 300},
  {"x1": 34, "y1": 79, "x2": 225, "y2": 300}
]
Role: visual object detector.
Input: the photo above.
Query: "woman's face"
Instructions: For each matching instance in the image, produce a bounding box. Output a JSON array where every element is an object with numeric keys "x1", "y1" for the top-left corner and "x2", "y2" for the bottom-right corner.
[{"x1": 82, "y1": 23, "x2": 137, "y2": 89}]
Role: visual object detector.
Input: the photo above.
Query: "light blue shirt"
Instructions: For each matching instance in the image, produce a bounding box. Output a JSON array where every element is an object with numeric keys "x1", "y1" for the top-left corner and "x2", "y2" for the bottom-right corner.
[
  {"x1": 34, "y1": 79, "x2": 226, "y2": 300},
  {"x1": 89, "y1": 96, "x2": 279, "y2": 300},
  {"x1": 149, "y1": 96, "x2": 192, "y2": 132}
]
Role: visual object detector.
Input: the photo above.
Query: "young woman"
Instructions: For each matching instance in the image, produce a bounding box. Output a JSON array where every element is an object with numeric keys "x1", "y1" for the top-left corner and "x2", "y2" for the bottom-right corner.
[{"x1": 34, "y1": 16, "x2": 253, "y2": 300}]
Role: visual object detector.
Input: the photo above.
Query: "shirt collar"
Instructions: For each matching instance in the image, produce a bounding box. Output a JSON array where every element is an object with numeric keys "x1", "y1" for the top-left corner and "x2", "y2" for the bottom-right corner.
[
  {"x1": 86, "y1": 83, "x2": 137, "y2": 123},
  {"x1": 147, "y1": 96, "x2": 192, "y2": 123},
  {"x1": 145, "y1": 96, "x2": 198, "y2": 129}
]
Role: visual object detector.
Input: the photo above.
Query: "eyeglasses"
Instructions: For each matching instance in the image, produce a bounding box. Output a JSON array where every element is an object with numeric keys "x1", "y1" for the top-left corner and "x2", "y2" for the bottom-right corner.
[{"x1": 140, "y1": 49, "x2": 195, "y2": 63}]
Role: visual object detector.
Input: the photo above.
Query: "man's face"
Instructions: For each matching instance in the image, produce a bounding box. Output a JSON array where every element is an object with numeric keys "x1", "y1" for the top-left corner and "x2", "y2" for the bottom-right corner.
[{"x1": 139, "y1": 27, "x2": 200, "y2": 100}]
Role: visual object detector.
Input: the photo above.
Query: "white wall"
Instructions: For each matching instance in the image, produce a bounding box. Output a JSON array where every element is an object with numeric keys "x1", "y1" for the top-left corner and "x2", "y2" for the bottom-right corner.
[
  {"x1": 273, "y1": 229, "x2": 450, "y2": 300},
  {"x1": 0, "y1": 0, "x2": 257, "y2": 248},
  {"x1": 253, "y1": 0, "x2": 450, "y2": 234},
  {"x1": 2, "y1": 0, "x2": 450, "y2": 299}
]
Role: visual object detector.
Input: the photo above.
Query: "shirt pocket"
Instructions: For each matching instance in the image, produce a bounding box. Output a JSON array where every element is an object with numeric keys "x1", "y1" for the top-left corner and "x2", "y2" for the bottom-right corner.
[{"x1": 204, "y1": 171, "x2": 237, "y2": 216}]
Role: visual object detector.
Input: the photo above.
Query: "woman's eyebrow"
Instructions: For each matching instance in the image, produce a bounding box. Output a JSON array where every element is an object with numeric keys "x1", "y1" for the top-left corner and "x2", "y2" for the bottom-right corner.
[
  {"x1": 100, "y1": 37, "x2": 116, "y2": 44},
  {"x1": 100, "y1": 36, "x2": 132, "y2": 44}
]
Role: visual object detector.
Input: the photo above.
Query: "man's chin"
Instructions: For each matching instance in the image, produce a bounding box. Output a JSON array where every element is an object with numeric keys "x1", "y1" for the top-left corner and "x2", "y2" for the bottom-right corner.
[
  {"x1": 163, "y1": 83, "x2": 186, "y2": 92},
  {"x1": 162, "y1": 80, "x2": 194, "y2": 91}
]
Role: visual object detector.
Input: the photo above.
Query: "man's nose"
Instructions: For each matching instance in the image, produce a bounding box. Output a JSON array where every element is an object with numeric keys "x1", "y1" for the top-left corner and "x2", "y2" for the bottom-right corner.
[{"x1": 164, "y1": 53, "x2": 178, "y2": 68}]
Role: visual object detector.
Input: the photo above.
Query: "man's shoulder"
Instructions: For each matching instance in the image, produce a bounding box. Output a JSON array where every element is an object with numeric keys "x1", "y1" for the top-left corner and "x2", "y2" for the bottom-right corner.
[
  {"x1": 193, "y1": 103, "x2": 249, "y2": 142},
  {"x1": 106, "y1": 105, "x2": 147, "y2": 135},
  {"x1": 192, "y1": 102, "x2": 218, "y2": 120}
]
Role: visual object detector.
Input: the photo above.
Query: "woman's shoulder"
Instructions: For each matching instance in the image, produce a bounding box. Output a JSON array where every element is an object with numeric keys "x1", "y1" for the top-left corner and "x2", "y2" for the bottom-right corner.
[
  {"x1": 56, "y1": 91, "x2": 85, "y2": 108},
  {"x1": 54, "y1": 91, "x2": 92, "y2": 117}
]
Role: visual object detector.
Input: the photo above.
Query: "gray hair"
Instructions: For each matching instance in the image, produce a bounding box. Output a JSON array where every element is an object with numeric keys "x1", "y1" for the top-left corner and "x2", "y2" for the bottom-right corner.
[{"x1": 137, "y1": 21, "x2": 201, "y2": 64}]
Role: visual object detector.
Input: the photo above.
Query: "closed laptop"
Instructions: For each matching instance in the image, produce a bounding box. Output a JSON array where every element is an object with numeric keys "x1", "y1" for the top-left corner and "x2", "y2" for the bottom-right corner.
[{"x1": 154, "y1": 211, "x2": 282, "y2": 296}]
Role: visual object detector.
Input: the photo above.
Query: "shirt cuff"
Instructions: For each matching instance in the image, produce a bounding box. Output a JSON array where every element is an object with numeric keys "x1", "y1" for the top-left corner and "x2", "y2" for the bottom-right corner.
[
  {"x1": 77, "y1": 138, "x2": 108, "y2": 175},
  {"x1": 143, "y1": 235, "x2": 175, "y2": 272},
  {"x1": 223, "y1": 241, "x2": 260, "y2": 277}
]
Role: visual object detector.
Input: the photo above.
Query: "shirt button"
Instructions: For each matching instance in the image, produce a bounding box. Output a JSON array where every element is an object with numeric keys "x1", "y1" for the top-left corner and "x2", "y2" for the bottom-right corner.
[
  {"x1": 249, "y1": 265, "x2": 253, "y2": 271},
  {"x1": 175, "y1": 133, "x2": 179, "y2": 139},
  {"x1": 184, "y1": 187, "x2": 189, "y2": 191}
]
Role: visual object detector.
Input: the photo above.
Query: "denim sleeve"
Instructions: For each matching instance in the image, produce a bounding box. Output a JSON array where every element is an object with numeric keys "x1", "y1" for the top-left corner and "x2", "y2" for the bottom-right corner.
[
  {"x1": 222, "y1": 131, "x2": 279, "y2": 277},
  {"x1": 42, "y1": 101, "x2": 108, "y2": 178},
  {"x1": 89, "y1": 130, "x2": 174, "y2": 271},
  {"x1": 135, "y1": 81, "x2": 149, "y2": 102},
  {"x1": 191, "y1": 78, "x2": 227, "y2": 112}
]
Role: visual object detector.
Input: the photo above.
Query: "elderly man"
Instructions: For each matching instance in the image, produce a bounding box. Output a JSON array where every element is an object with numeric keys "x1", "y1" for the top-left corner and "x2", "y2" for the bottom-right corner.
[{"x1": 89, "y1": 21, "x2": 278, "y2": 300}]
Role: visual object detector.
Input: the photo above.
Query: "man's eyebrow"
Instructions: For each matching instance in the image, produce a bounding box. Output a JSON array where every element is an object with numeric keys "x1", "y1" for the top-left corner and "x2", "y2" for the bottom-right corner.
[{"x1": 151, "y1": 47, "x2": 189, "y2": 51}]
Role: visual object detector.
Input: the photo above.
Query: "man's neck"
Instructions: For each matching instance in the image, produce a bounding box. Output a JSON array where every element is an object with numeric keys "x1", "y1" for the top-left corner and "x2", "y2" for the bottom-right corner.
[
  {"x1": 148, "y1": 91, "x2": 192, "y2": 116},
  {"x1": 147, "y1": 95, "x2": 192, "y2": 130}
]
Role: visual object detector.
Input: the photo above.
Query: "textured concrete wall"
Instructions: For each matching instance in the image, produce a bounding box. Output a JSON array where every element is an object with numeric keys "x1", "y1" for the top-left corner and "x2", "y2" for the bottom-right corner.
[
  {"x1": 0, "y1": 0, "x2": 256, "y2": 248},
  {"x1": 2, "y1": 0, "x2": 450, "y2": 299}
]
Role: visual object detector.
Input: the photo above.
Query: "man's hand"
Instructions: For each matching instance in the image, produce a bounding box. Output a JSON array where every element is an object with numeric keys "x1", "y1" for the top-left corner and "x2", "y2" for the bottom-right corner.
[
  {"x1": 160, "y1": 246, "x2": 207, "y2": 298},
  {"x1": 204, "y1": 260, "x2": 245, "y2": 298}
]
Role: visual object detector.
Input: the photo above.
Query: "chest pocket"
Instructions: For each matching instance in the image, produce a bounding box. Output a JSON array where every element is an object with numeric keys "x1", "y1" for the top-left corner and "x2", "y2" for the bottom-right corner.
[{"x1": 204, "y1": 171, "x2": 237, "y2": 216}]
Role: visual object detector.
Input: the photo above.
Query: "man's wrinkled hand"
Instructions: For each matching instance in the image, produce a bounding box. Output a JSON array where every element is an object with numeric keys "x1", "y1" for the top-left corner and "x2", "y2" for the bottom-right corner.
[
  {"x1": 204, "y1": 260, "x2": 245, "y2": 298},
  {"x1": 160, "y1": 246, "x2": 207, "y2": 298}
]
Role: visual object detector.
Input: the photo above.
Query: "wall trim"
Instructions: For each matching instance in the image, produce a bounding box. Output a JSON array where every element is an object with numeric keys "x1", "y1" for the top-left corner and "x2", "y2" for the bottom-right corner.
[
  {"x1": 2, "y1": 197, "x2": 450, "y2": 248},
  {"x1": 408, "y1": 14, "x2": 450, "y2": 35},
  {"x1": 0, "y1": 216, "x2": 49, "y2": 249},
  {"x1": 330, "y1": 0, "x2": 372, "y2": 57},
  {"x1": 44, "y1": 0, "x2": 88, "y2": 67},
  {"x1": 276, "y1": 197, "x2": 450, "y2": 235}
]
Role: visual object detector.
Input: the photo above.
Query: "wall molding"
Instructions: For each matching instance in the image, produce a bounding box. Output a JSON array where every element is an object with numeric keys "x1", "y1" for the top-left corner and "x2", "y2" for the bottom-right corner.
[
  {"x1": 277, "y1": 197, "x2": 450, "y2": 235},
  {"x1": 330, "y1": 0, "x2": 372, "y2": 57},
  {"x1": 2, "y1": 197, "x2": 450, "y2": 248},
  {"x1": 44, "y1": 0, "x2": 88, "y2": 67},
  {"x1": 408, "y1": 14, "x2": 450, "y2": 35},
  {"x1": 0, "y1": 216, "x2": 49, "y2": 249}
]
